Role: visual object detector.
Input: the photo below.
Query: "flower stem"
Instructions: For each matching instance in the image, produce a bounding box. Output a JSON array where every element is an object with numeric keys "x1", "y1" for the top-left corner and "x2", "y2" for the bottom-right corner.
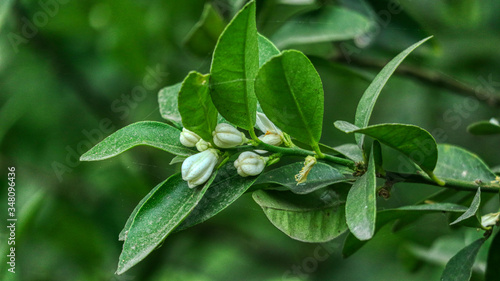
[{"x1": 253, "y1": 142, "x2": 356, "y2": 169}]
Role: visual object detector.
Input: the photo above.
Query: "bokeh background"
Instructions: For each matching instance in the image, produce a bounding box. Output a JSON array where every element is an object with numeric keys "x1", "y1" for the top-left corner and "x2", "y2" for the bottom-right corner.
[{"x1": 1, "y1": 0, "x2": 499, "y2": 280}]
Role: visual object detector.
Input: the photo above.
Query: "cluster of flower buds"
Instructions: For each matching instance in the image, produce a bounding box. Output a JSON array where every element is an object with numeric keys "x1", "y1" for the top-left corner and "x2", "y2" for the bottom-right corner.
[{"x1": 178, "y1": 114, "x2": 285, "y2": 187}]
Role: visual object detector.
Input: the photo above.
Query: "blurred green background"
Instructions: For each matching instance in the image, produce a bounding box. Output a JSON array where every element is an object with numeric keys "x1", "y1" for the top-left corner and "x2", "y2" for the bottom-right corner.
[{"x1": 1, "y1": 0, "x2": 499, "y2": 280}]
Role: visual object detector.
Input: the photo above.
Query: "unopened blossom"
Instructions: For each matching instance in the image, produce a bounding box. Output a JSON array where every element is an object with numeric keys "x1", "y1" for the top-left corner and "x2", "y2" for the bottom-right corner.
[
  {"x1": 180, "y1": 128, "x2": 201, "y2": 147},
  {"x1": 212, "y1": 123, "x2": 246, "y2": 148},
  {"x1": 234, "y1": 151, "x2": 267, "y2": 177},
  {"x1": 182, "y1": 149, "x2": 219, "y2": 188}
]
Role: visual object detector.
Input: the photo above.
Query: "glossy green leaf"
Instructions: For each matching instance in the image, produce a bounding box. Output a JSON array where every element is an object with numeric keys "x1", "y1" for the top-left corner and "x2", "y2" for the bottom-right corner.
[
  {"x1": 210, "y1": 0, "x2": 259, "y2": 131},
  {"x1": 158, "y1": 83, "x2": 183, "y2": 127},
  {"x1": 178, "y1": 71, "x2": 218, "y2": 141},
  {"x1": 485, "y1": 231, "x2": 500, "y2": 281},
  {"x1": 255, "y1": 50, "x2": 324, "y2": 149},
  {"x1": 354, "y1": 37, "x2": 432, "y2": 148},
  {"x1": 431, "y1": 144, "x2": 497, "y2": 184},
  {"x1": 441, "y1": 238, "x2": 484, "y2": 281},
  {"x1": 450, "y1": 188, "x2": 480, "y2": 225},
  {"x1": 255, "y1": 162, "x2": 354, "y2": 194},
  {"x1": 184, "y1": 3, "x2": 226, "y2": 57},
  {"x1": 253, "y1": 189, "x2": 348, "y2": 242},
  {"x1": 258, "y1": 33, "x2": 280, "y2": 68},
  {"x1": 80, "y1": 121, "x2": 195, "y2": 161},
  {"x1": 270, "y1": 6, "x2": 371, "y2": 49},
  {"x1": 116, "y1": 172, "x2": 215, "y2": 274},
  {"x1": 335, "y1": 121, "x2": 438, "y2": 175},
  {"x1": 346, "y1": 148, "x2": 376, "y2": 241},
  {"x1": 467, "y1": 119, "x2": 500, "y2": 135},
  {"x1": 334, "y1": 143, "x2": 364, "y2": 163},
  {"x1": 343, "y1": 203, "x2": 468, "y2": 258},
  {"x1": 176, "y1": 159, "x2": 258, "y2": 231}
]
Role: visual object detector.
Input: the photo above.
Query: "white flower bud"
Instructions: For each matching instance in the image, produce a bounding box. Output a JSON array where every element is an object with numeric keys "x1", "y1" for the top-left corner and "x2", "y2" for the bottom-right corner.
[
  {"x1": 196, "y1": 139, "x2": 211, "y2": 152},
  {"x1": 212, "y1": 123, "x2": 245, "y2": 148},
  {"x1": 180, "y1": 128, "x2": 201, "y2": 147},
  {"x1": 258, "y1": 133, "x2": 283, "y2": 146},
  {"x1": 256, "y1": 112, "x2": 282, "y2": 135},
  {"x1": 234, "y1": 151, "x2": 267, "y2": 177},
  {"x1": 182, "y1": 149, "x2": 219, "y2": 188}
]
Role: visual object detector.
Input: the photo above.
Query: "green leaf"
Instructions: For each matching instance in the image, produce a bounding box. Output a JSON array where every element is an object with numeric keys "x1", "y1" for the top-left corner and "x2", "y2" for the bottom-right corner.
[
  {"x1": 270, "y1": 6, "x2": 372, "y2": 49},
  {"x1": 116, "y1": 172, "x2": 216, "y2": 274},
  {"x1": 345, "y1": 147, "x2": 376, "y2": 241},
  {"x1": 169, "y1": 155, "x2": 187, "y2": 165},
  {"x1": 335, "y1": 121, "x2": 438, "y2": 176},
  {"x1": 175, "y1": 159, "x2": 258, "y2": 232},
  {"x1": 431, "y1": 144, "x2": 497, "y2": 184},
  {"x1": 485, "y1": 231, "x2": 500, "y2": 281},
  {"x1": 441, "y1": 238, "x2": 484, "y2": 281},
  {"x1": 80, "y1": 121, "x2": 195, "y2": 161},
  {"x1": 210, "y1": 0, "x2": 259, "y2": 131},
  {"x1": 178, "y1": 71, "x2": 218, "y2": 141},
  {"x1": 467, "y1": 119, "x2": 500, "y2": 135},
  {"x1": 255, "y1": 50, "x2": 324, "y2": 149},
  {"x1": 343, "y1": 203, "x2": 468, "y2": 258},
  {"x1": 183, "y1": 3, "x2": 226, "y2": 57},
  {"x1": 353, "y1": 37, "x2": 432, "y2": 148},
  {"x1": 258, "y1": 33, "x2": 280, "y2": 68},
  {"x1": 158, "y1": 83, "x2": 183, "y2": 127},
  {"x1": 450, "y1": 188, "x2": 481, "y2": 226},
  {"x1": 255, "y1": 162, "x2": 353, "y2": 194},
  {"x1": 334, "y1": 143, "x2": 364, "y2": 163},
  {"x1": 252, "y1": 189, "x2": 348, "y2": 243}
]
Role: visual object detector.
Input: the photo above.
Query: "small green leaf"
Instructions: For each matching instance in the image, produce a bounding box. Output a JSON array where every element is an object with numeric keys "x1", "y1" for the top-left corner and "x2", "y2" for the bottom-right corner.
[
  {"x1": 158, "y1": 83, "x2": 182, "y2": 127},
  {"x1": 253, "y1": 189, "x2": 348, "y2": 243},
  {"x1": 354, "y1": 37, "x2": 432, "y2": 148},
  {"x1": 441, "y1": 238, "x2": 484, "y2": 281},
  {"x1": 258, "y1": 33, "x2": 280, "y2": 68},
  {"x1": 169, "y1": 155, "x2": 187, "y2": 165},
  {"x1": 116, "y1": 172, "x2": 216, "y2": 274},
  {"x1": 431, "y1": 144, "x2": 497, "y2": 184},
  {"x1": 255, "y1": 50, "x2": 324, "y2": 149},
  {"x1": 210, "y1": 0, "x2": 259, "y2": 131},
  {"x1": 343, "y1": 203, "x2": 468, "y2": 258},
  {"x1": 336, "y1": 121, "x2": 438, "y2": 176},
  {"x1": 178, "y1": 71, "x2": 218, "y2": 141},
  {"x1": 80, "y1": 121, "x2": 195, "y2": 161},
  {"x1": 485, "y1": 231, "x2": 500, "y2": 281},
  {"x1": 176, "y1": 159, "x2": 258, "y2": 231},
  {"x1": 467, "y1": 119, "x2": 500, "y2": 135},
  {"x1": 270, "y1": 6, "x2": 372, "y2": 49},
  {"x1": 183, "y1": 3, "x2": 226, "y2": 57},
  {"x1": 255, "y1": 162, "x2": 354, "y2": 194},
  {"x1": 450, "y1": 188, "x2": 481, "y2": 225},
  {"x1": 334, "y1": 143, "x2": 364, "y2": 163},
  {"x1": 345, "y1": 147, "x2": 376, "y2": 241}
]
